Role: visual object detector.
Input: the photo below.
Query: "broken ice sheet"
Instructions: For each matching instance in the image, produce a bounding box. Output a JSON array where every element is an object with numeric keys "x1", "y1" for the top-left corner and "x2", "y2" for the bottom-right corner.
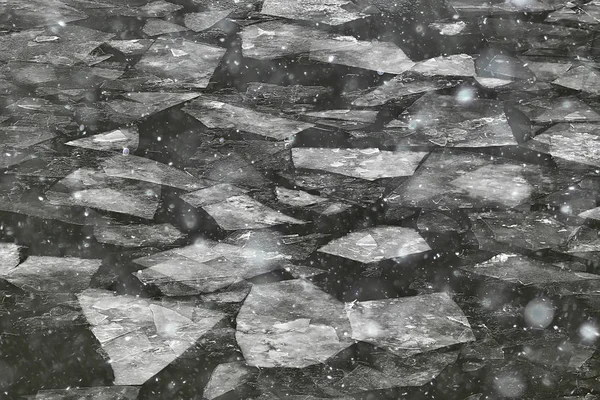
[
  {"x1": 565, "y1": 226, "x2": 600, "y2": 263},
  {"x1": 235, "y1": 279, "x2": 353, "y2": 368},
  {"x1": 138, "y1": 0, "x2": 183, "y2": 16},
  {"x1": 1, "y1": 256, "x2": 101, "y2": 293},
  {"x1": 461, "y1": 253, "x2": 600, "y2": 293},
  {"x1": 260, "y1": 0, "x2": 365, "y2": 25},
  {"x1": 94, "y1": 223, "x2": 184, "y2": 248},
  {"x1": 410, "y1": 54, "x2": 475, "y2": 77},
  {"x1": 183, "y1": 186, "x2": 305, "y2": 231},
  {"x1": 101, "y1": 154, "x2": 208, "y2": 191},
  {"x1": 521, "y1": 58, "x2": 573, "y2": 82},
  {"x1": 134, "y1": 239, "x2": 290, "y2": 295},
  {"x1": 546, "y1": 1, "x2": 600, "y2": 26},
  {"x1": 552, "y1": 65, "x2": 600, "y2": 96},
  {"x1": 183, "y1": 97, "x2": 314, "y2": 140},
  {"x1": 184, "y1": 10, "x2": 233, "y2": 32},
  {"x1": 204, "y1": 362, "x2": 256, "y2": 399},
  {"x1": 224, "y1": 229, "x2": 329, "y2": 261},
  {"x1": 385, "y1": 93, "x2": 517, "y2": 148},
  {"x1": 78, "y1": 288, "x2": 225, "y2": 385},
  {"x1": 135, "y1": 38, "x2": 225, "y2": 89},
  {"x1": 277, "y1": 169, "x2": 387, "y2": 207},
  {"x1": 470, "y1": 211, "x2": 578, "y2": 252},
  {"x1": 239, "y1": 21, "x2": 328, "y2": 59},
  {"x1": 34, "y1": 386, "x2": 140, "y2": 399},
  {"x1": 0, "y1": 25, "x2": 114, "y2": 66},
  {"x1": 580, "y1": 207, "x2": 600, "y2": 222},
  {"x1": 330, "y1": 350, "x2": 459, "y2": 393},
  {"x1": 318, "y1": 226, "x2": 431, "y2": 264},
  {"x1": 292, "y1": 148, "x2": 428, "y2": 181},
  {"x1": 351, "y1": 74, "x2": 460, "y2": 107},
  {"x1": 521, "y1": 123, "x2": 600, "y2": 168},
  {"x1": 346, "y1": 292, "x2": 475, "y2": 357},
  {"x1": 385, "y1": 148, "x2": 578, "y2": 210},
  {"x1": 275, "y1": 186, "x2": 352, "y2": 217},
  {"x1": 102, "y1": 92, "x2": 200, "y2": 123},
  {"x1": 241, "y1": 21, "x2": 415, "y2": 74},
  {"x1": 45, "y1": 168, "x2": 161, "y2": 220},
  {"x1": 65, "y1": 126, "x2": 139, "y2": 153},
  {"x1": 309, "y1": 38, "x2": 415, "y2": 75}
]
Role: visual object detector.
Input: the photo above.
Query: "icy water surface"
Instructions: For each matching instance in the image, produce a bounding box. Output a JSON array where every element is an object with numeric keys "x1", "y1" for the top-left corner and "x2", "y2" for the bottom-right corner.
[{"x1": 1, "y1": 0, "x2": 600, "y2": 399}]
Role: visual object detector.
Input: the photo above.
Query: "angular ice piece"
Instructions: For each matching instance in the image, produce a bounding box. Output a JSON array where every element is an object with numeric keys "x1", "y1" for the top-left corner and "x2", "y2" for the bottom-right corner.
[
  {"x1": 134, "y1": 239, "x2": 291, "y2": 295},
  {"x1": 292, "y1": 148, "x2": 428, "y2": 181},
  {"x1": 318, "y1": 226, "x2": 431, "y2": 264},
  {"x1": 461, "y1": 253, "x2": 600, "y2": 292},
  {"x1": 78, "y1": 289, "x2": 225, "y2": 385},
  {"x1": 346, "y1": 292, "x2": 475, "y2": 357},
  {"x1": 136, "y1": 38, "x2": 225, "y2": 88},
  {"x1": 552, "y1": 65, "x2": 600, "y2": 95},
  {"x1": 386, "y1": 93, "x2": 517, "y2": 148},
  {"x1": 0, "y1": 25, "x2": 114, "y2": 66},
  {"x1": 204, "y1": 362, "x2": 256, "y2": 399},
  {"x1": 235, "y1": 280, "x2": 353, "y2": 368},
  {"x1": 385, "y1": 148, "x2": 578, "y2": 210},
  {"x1": 522, "y1": 123, "x2": 600, "y2": 168},
  {"x1": 352, "y1": 75, "x2": 459, "y2": 107},
  {"x1": 183, "y1": 97, "x2": 314, "y2": 140},
  {"x1": 241, "y1": 21, "x2": 415, "y2": 74},
  {"x1": 102, "y1": 91, "x2": 200, "y2": 123},
  {"x1": 45, "y1": 168, "x2": 161, "y2": 219},
  {"x1": 411, "y1": 54, "x2": 475, "y2": 77},
  {"x1": 470, "y1": 211, "x2": 578, "y2": 252},
  {"x1": 101, "y1": 154, "x2": 208, "y2": 191},
  {"x1": 65, "y1": 126, "x2": 139, "y2": 153},
  {"x1": 201, "y1": 194, "x2": 305, "y2": 231},
  {"x1": 2, "y1": 256, "x2": 101, "y2": 293},
  {"x1": 260, "y1": 0, "x2": 365, "y2": 25}
]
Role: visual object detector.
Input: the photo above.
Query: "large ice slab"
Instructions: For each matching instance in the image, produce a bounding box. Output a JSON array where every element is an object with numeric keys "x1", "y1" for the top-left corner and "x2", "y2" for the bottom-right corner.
[
  {"x1": 2, "y1": 256, "x2": 101, "y2": 294},
  {"x1": 136, "y1": 38, "x2": 226, "y2": 88},
  {"x1": 78, "y1": 289, "x2": 225, "y2": 385},
  {"x1": 235, "y1": 279, "x2": 353, "y2": 368},
  {"x1": 183, "y1": 97, "x2": 314, "y2": 140},
  {"x1": 134, "y1": 239, "x2": 289, "y2": 295},
  {"x1": 318, "y1": 226, "x2": 431, "y2": 264},
  {"x1": 385, "y1": 148, "x2": 578, "y2": 210},
  {"x1": 346, "y1": 292, "x2": 475, "y2": 357},
  {"x1": 45, "y1": 168, "x2": 161, "y2": 219},
  {"x1": 292, "y1": 148, "x2": 428, "y2": 181}
]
